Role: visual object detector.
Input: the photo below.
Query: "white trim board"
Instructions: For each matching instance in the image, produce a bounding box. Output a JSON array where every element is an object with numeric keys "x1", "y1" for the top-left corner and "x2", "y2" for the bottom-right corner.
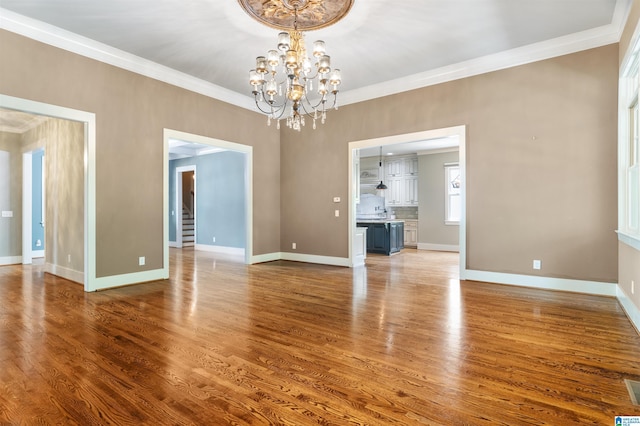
[
  {"x1": 617, "y1": 286, "x2": 640, "y2": 334},
  {"x1": 281, "y1": 252, "x2": 350, "y2": 268},
  {"x1": 0, "y1": 8, "x2": 253, "y2": 112},
  {"x1": 93, "y1": 269, "x2": 168, "y2": 291},
  {"x1": 348, "y1": 125, "x2": 467, "y2": 280},
  {"x1": 0, "y1": 2, "x2": 631, "y2": 110},
  {"x1": 464, "y1": 269, "x2": 617, "y2": 297},
  {"x1": 617, "y1": 230, "x2": 640, "y2": 252},
  {"x1": 0, "y1": 256, "x2": 22, "y2": 265},
  {"x1": 45, "y1": 263, "x2": 83, "y2": 285},
  {"x1": 248, "y1": 252, "x2": 351, "y2": 267},
  {"x1": 0, "y1": 94, "x2": 96, "y2": 292},
  {"x1": 163, "y1": 129, "x2": 254, "y2": 270},
  {"x1": 250, "y1": 252, "x2": 282, "y2": 264},
  {"x1": 194, "y1": 244, "x2": 245, "y2": 256},
  {"x1": 418, "y1": 243, "x2": 459, "y2": 252}
]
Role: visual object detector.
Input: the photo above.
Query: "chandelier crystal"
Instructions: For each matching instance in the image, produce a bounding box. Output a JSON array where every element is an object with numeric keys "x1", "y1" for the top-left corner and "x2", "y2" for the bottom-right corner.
[{"x1": 240, "y1": 0, "x2": 353, "y2": 131}]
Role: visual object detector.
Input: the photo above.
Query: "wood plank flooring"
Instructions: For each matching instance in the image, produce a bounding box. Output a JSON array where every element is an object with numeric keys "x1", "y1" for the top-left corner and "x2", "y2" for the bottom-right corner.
[{"x1": 1, "y1": 248, "x2": 639, "y2": 425}]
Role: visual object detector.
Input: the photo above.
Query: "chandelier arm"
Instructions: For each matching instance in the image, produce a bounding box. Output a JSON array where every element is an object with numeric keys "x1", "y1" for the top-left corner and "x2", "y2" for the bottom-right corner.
[
  {"x1": 299, "y1": 91, "x2": 333, "y2": 111},
  {"x1": 254, "y1": 89, "x2": 291, "y2": 110},
  {"x1": 253, "y1": 94, "x2": 289, "y2": 116}
]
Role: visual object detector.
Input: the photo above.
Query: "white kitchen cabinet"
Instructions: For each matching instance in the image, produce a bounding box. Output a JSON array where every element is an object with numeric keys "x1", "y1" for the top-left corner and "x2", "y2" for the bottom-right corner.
[
  {"x1": 404, "y1": 220, "x2": 418, "y2": 247},
  {"x1": 385, "y1": 158, "x2": 403, "y2": 177},
  {"x1": 403, "y1": 156, "x2": 419, "y2": 176},
  {"x1": 385, "y1": 177, "x2": 403, "y2": 206},
  {"x1": 384, "y1": 154, "x2": 419, "y2": 207},
  {"x1": 403, "y1": 176, "x2": 418, "y2": 206}
]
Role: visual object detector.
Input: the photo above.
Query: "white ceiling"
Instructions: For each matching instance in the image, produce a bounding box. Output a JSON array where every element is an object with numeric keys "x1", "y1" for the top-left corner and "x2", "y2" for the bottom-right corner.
[
  {"x1": 0, "y1": 0, "x2": 627, "y2": 111},
  {"x1": 168, "y1": 139, "x2": 225, "y2": 160}
]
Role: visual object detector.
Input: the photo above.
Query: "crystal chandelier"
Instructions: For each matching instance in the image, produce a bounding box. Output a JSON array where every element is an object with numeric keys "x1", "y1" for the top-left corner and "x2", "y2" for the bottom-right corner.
[{"x1": 239, "y1": 0, "x2": 353, "y2": 131}]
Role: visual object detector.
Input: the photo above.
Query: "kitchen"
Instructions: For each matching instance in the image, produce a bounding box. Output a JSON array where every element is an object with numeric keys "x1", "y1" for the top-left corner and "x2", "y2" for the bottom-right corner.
[{"x1": 355, "y1": 139, "x2": 459, "y2": 258}]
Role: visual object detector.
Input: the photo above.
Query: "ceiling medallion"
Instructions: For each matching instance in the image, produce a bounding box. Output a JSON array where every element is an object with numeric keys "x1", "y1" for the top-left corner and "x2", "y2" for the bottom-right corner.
[{"x1": 238, "y1": 0, "x2": 354, "y2": 31}]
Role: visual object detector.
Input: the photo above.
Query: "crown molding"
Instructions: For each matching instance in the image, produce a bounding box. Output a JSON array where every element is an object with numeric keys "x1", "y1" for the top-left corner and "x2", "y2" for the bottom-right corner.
[
  {"x1": 0, "y1": 8, "x2": 256, "y2": 111},
  {"x1": 342, "y1": 32, "x2": 626, "y2": 106},
  {"x1": 340, "y1": 0, "x2": 631, "y2": 106},
  {"x1": 1, "y1": 0, "x2": 632, "y2": 111}
]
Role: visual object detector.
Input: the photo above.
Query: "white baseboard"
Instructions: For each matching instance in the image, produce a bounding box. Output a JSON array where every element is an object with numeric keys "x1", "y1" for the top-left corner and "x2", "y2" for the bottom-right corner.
[
  {"x1": 463, "y1": 269, "x2": 617, "y2": 296},
  {"x1": 418, "y1": 243, "x2": 459, "y2": 252},
  {"x1": 194, "y1": 244, "x2": 245, "y2": 256},
  {"x1": 92, "y1": 268, "x2": 169, "y2": 291},
  {"x1": 281, "y1": 252, "x2": 350, "y2": 267},
  {"x1": 0, "y1": 256, "x2": 22, "y2": 265},
  {"x1": 617, "y1": 286, "x2": 640, "y2": 334},
  {"x1": 250, "y1": 252, "x2": 282, "y2": 264},
  {"x1": 168, "y1": 241, "x2": 180, "y2": 248},
  {"x1": 248, "y1": 251, "x2": 350, "y2": 267},
  {"x1": 44, "y1": 263, "x2": 84, "y2": 284},
  {"x1": 32, "y1": 250, "x2": 44, "y2": 258},
  {"x1": 352, "y1": 256, "x2": 366, "y2": 267}
]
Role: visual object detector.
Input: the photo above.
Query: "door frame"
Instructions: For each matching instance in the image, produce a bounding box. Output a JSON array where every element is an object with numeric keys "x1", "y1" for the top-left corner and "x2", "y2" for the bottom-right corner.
[
  {"x1": 348, "y1": 125, "x2": 467, "y2": 279},
  {"x1": 175, "y1": 165, "x2": 196, "y2": 248},
  {"x1": 1, "y1": 94, "x2": 97, "y2": 291}
]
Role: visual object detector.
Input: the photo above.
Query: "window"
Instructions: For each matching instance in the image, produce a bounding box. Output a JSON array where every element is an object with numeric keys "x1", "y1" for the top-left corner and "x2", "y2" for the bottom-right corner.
[
  {"x1": 445, "y1": 163, "x2": 460, "y2": 225},
  {"x1": 629, "y1": 98, "x2": 639, "y2": 232},
  {"x1": 620, "y1": 42, "x2": 640, "y2": 249}
]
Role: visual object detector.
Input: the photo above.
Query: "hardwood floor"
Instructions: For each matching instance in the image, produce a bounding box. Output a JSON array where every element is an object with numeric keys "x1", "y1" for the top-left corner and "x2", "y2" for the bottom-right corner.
[{"x1": 1, "y1": 248, "x2": 639, "y2": 425}]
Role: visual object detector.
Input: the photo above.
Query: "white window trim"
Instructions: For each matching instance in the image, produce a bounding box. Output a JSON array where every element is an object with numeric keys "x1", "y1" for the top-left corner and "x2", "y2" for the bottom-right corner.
[
  {"x1": 445, "y1": 162, "x2": 460, "y2": 225},
  {"x1": 619, "y1": 24, "x2": 640, "y2": 252}
]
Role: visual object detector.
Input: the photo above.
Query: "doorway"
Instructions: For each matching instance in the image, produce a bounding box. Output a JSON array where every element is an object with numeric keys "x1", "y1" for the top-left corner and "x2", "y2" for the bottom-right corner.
[
  {"x1": 163, "y1": 129, "x2": 253, "y2": 267},
  {"x1": 175, "y1": 166, "x2": 196, "y2": 248},
  {"x1": 22, "y1": 147, "x2": 45, "y2": 264},
  {"x1": 0, "y1": 94, "x2": 96, "y2": 290},
  {"x1": 348, "y1": 125, "x2": 467, "y2": 279}
]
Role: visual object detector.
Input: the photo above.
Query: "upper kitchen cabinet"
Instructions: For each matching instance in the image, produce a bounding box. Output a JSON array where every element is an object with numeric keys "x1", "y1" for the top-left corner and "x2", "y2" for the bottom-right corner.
[
  {"x1": 403, "y1": 156, "x2": 419, "y2": 176},
  {"x1": 384, "y1": 154, "x2": 419, "y2": 207},
  {"x1": 385, "y1": 158, "x2": 403, "y2": 177}
]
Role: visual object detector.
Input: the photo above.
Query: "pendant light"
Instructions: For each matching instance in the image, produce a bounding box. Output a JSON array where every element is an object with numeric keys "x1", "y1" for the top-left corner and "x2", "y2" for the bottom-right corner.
[{"x1": 376, "y1": 146, "x2": 387, "y2": 190}]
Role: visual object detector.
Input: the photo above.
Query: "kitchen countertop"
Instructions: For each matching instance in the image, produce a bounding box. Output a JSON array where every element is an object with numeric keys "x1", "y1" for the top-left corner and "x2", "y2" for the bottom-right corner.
[{"x1": 356, "y1": 219, "x2": 405, "y2": 224}]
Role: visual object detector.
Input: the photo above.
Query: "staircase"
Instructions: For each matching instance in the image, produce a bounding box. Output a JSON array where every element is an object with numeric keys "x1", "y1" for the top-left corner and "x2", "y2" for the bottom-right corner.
[{"x1": 182, "y1": 205, "x2": 195, "y2": 248}]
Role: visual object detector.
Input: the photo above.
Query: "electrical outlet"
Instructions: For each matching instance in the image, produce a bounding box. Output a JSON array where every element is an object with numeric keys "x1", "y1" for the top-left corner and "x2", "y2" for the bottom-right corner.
[
  {"x1": 292, "y1": 242, "x2": 296, "y2": 250},
  {"x1": 213, "y1": 237, "x2": 216, "y2": 243},
  {"x1": 139, "y1": 256, "x2": 145, "y2": 266},
  {"x1": 67, "y1": 254, "x2": 71, "y2": 263},
  {"x1": 632, "y1": 280, "x2": 635, "y2": 295},
  {"x1": 533, "y1": 259, "x2": 541, "y2": 270}
]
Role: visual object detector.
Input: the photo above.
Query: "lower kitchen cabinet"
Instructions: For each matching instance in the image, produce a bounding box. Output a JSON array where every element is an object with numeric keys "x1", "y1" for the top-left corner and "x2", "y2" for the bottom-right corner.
[
  {"x1": 357, "y1": 221, "x2": 405, "y2": 255},
  {"x1": 404, "y1": 219, "x2": 418, "y2": 248}
]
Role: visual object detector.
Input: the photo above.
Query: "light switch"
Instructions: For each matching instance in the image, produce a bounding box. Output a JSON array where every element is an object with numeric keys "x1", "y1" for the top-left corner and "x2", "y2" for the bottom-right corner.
[
  {"x1": 1, "y1": 211, "x2": 13, "y2": 218},
  {"x1": 335, "y1": 210, "x2": 340, "y2": 217}
]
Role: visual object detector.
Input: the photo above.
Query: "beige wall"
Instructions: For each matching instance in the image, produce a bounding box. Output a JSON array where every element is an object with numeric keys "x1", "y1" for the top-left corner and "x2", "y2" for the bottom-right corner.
[
  {"x1": 0, "y1": 27, "x2": 622, "y2": 287},
  {"x1": 0, "y1": 131, "x2": 22, "y2": 257},
  {"x1": 418, "y1": 151, "x2": 459, "y2": 247},
  {"x1": 619, "y1": 0, "x2": 640, "y2": 322},
  {"x1": 281, "y1": 44, "x2": 619, "y2": 284},
  {"x1": 21, "y1": 119, "x2": 85, "y2": 275},
  {"x1": 0, "y1": 29, "x2": 281, "y2": 278}
]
